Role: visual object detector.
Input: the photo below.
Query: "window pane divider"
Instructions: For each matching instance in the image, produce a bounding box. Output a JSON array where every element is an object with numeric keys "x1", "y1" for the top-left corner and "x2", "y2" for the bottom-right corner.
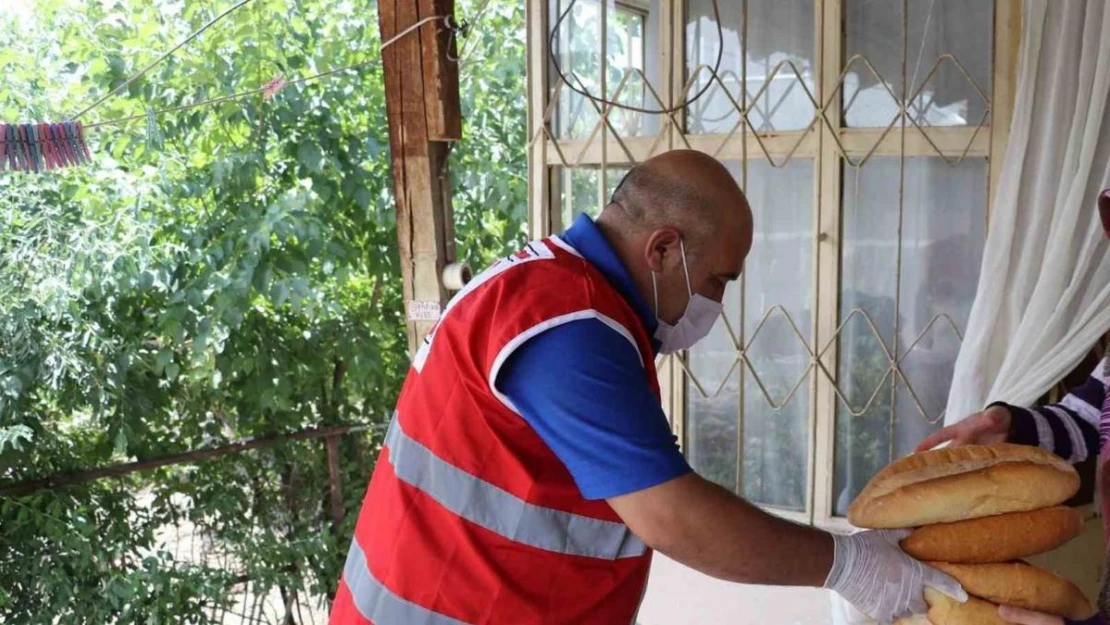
[{"x1": 812, "y1": 0, "x2": 844, "y2": 528}]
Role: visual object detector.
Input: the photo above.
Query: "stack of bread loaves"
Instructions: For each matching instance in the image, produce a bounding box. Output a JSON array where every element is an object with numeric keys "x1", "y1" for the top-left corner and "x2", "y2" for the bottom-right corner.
[{"x1": 847, "y1": 443, "x2": 1093, "y2": 625}]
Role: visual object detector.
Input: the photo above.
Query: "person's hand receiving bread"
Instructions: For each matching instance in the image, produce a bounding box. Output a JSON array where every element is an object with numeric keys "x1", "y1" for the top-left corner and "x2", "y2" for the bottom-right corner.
[
  {"x1": 914, "y1": 405, "x2": 1011, "y2": 452},
  {"x1": 914, "y1": 409, "x2": 1099, "y2": 625}
]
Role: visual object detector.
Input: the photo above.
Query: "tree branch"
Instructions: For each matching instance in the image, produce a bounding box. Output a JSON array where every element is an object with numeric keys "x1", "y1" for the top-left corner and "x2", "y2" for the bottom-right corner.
[{"x1": 0, "y1": 422, "x2": 373, "y2": 498}]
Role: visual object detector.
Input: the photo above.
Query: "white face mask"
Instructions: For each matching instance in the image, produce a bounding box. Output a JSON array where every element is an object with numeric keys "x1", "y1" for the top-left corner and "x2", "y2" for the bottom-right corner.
[{"x1": 652, "y1": 239, "x2": 723, "y2": 354}]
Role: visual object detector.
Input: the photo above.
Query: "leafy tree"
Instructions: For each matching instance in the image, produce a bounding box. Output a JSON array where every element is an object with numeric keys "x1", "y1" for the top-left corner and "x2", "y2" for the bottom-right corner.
[{"x1": 0, "y1": 0, "x2": 527, "y2": 622}]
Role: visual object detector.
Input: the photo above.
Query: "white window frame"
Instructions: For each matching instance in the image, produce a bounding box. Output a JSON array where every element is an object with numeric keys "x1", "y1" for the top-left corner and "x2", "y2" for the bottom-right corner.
[{"x1": 526, "y1": 0, "x2": 1023, "y2": 529}]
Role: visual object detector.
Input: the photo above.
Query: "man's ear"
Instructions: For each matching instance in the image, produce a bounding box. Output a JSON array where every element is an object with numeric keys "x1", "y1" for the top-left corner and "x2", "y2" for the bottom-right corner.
[{"x1": 643, "y1": 228, "x2": 683, "y2": 273}]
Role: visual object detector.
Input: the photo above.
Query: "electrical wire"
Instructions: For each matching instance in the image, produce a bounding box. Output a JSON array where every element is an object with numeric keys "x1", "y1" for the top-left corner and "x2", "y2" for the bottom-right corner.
[
  {"x1": 70, "y1": 0, "x2": 258, "y2": 122},
  {"x1": 84, "y1": 59, "x2": 380, "y2": 130},
  {"x1": 547, "y1": 0, "x2": 724, "y2": 115},
  {"x1": 84, "y1": 14, "x2": 460, "y2": 131}
]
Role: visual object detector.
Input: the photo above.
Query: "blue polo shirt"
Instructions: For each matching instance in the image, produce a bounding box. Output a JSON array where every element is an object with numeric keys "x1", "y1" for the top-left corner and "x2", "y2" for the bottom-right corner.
[{"x1": 494, "y1": 214, "x2": 692, "y2": 500}]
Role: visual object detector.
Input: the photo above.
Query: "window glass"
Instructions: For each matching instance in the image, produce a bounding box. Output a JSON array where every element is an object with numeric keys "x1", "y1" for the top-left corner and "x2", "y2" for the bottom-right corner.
[{"x1": 833, "y1": 156, "x2": 987, "y2": 515}]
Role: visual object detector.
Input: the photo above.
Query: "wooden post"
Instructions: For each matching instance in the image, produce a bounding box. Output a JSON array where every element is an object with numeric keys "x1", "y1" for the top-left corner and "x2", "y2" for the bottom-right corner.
[{"x1": 379, "y1": 0, "x2": 463, "y2": 355}]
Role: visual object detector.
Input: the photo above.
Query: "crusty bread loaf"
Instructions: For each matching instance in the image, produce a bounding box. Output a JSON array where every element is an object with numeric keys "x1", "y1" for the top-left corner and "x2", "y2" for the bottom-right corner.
[
  {"x1": 931, "y1": 562, "x2": 1092, "y2": 620},
  {"x1": 847, "y1": 444, "x2": 1079, "y2": 528},
  {"x1": 894, "y1": 589, "x2": 1011, "y2": 625},
  {"x1": 901, "y1": 507, "x2": 1082, "y2": 563}
]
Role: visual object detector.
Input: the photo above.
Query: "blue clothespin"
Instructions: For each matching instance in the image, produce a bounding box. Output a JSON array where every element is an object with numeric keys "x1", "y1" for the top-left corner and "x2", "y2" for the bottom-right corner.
[
  {"x1": 63, "y1": 122, "x2": 82, "y2": 165},
  {"x1": 25, "y1": 124, "x2": 39, "y2": 173},
  {"x1": 31, "y1": 125, "x2": 44, "y2": 172}
]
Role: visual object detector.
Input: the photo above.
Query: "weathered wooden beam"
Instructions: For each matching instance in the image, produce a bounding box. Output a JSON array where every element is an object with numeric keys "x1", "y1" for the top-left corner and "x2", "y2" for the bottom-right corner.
[
  {"x1": 418, "y1": 0, "x2": 462, "y2": 141},
  {"x1": 379, "y1": 0, "x2": 462, "y2": 355}
]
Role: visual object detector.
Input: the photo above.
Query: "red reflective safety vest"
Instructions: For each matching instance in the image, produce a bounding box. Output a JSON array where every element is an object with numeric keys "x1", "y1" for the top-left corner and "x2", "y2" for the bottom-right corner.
[{"x1": 330, "y1": 235, "x2": 659, "y2": 625}]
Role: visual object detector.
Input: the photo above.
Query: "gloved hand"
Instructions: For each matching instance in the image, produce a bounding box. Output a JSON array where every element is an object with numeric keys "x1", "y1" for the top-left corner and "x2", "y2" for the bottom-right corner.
[{"x1": 823, "y1": 529, "x2": 968, "y2": 624}]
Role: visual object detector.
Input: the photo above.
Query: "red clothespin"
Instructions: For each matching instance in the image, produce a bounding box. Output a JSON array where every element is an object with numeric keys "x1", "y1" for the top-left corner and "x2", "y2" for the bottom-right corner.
[
  {"x1": 48, "y1": 123, "x2": 64, "y2": 169},
  {"x1": 52, "y1": 124, "x2": 69, "y2": 168},
  {"x1": 262, "y1": 75, "x2": 287, "y2": 101},
  {"x1": 45, "y1": 124, "x2": 63, "y2": 168},
  {"x1": 56, "y1": 124, "x2": 73, "y2": 167},
  {"x1": 18, "y1": 125, "x2": 29, "y2": 172},
  {"x1": 38, "y1": 123, "x2": 55, "y2": 170}
]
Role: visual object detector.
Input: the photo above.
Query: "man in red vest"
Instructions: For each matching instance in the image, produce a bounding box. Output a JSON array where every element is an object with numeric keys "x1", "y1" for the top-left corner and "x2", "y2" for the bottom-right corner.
[{"x1": 330, "y1": 150, "x2": 966, "y2": 625}]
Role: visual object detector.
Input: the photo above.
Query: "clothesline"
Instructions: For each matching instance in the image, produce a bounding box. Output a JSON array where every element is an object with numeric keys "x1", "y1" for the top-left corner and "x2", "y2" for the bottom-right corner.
[
  {"x1": 4, "y1": 5, "x2": 469, "y2": 173},
  {"x1": 70, "y1": 0, "x2": 259, "y2": 122},
  {"x1": 84, "y1": 58, "x2": 380, "y2": 130},
  {"x1": 83, "y1": 14, "x2": 459, "y2": 132}
]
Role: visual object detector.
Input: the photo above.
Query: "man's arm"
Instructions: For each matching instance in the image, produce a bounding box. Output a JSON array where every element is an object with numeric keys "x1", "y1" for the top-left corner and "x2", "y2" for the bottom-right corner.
[
  {"x1": 499, "y1": 318, "x2": 830, "y2": 586},
  {"x1": 608, "y1": 472, "x2": 833, "y2": 586},
  {"x1": 498, "y1": 319, "x2": 965, "y2": 623}
]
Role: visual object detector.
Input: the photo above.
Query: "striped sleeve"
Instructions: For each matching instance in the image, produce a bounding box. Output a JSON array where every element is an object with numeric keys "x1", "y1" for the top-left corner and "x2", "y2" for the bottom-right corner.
[{"x1": 998, "y1": 357, "x2": 1108, "y2": 464}]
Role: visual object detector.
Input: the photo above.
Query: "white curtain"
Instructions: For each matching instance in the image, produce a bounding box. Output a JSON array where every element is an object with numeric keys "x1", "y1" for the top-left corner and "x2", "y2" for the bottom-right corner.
[
  {"x1": 833, "y1": 2, "x2": 1110, "y2": 623},
  {"x1": 943, "y1": 0, "x2": 1110, "y2": 424}
]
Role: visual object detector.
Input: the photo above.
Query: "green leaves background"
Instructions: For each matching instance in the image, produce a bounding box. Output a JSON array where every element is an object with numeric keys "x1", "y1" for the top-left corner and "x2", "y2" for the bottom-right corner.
[{"x1": 0, "y1": 0, "x2": 527, "y2": 621}]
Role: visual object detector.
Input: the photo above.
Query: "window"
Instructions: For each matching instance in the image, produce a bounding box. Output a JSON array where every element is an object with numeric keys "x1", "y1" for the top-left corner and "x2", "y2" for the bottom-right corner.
[{"x1": 527, "y1": 0, "x2": 1020, "y2": 527}]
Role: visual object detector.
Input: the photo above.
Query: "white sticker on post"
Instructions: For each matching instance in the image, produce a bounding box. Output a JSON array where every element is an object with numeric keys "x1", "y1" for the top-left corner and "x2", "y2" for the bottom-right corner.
[{"x1": 407, "y1": 300, "x2": 442, "y2": 321}]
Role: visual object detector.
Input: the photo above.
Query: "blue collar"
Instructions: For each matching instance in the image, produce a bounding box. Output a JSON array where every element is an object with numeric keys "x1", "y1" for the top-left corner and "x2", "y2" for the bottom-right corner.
[{"x1": 561, "y1": 214, "x2": 660, "y2": 353}]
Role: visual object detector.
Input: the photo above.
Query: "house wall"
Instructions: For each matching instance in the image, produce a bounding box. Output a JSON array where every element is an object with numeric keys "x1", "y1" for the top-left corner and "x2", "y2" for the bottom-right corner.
[
  {"x1": 637, "y1": 553, "x2": 832, "y2": 625},
  {"x1": 636, "y1": 513, "x2": 1105, "y2": 625}
]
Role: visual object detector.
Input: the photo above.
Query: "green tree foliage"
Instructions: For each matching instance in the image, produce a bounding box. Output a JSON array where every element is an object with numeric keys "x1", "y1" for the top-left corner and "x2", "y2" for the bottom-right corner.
[{"x1": 0, "y1": 0, "x2": 527, "y2": 622}]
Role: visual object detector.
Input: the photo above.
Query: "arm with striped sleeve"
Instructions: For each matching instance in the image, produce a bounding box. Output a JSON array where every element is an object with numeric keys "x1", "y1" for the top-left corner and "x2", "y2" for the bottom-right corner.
[{"x1": 994, "y1": 357, "x2": 1108, "y2": 465}]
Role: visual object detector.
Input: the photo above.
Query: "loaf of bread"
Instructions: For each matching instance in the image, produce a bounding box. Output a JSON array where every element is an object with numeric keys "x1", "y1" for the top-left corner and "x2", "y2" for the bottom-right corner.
[
  {"x1": 893, "y1": 589, "x2": 1010, "y2": 625},
  {"x1": 931, "y1": 562, "x2": 1092, "y2": 620},
  {"x1": 900, "y1": 506, "x2": 1082, "y2": 563},
  {"x1": 847, "y1": 444, "x2": 1079, "y2": 528}
]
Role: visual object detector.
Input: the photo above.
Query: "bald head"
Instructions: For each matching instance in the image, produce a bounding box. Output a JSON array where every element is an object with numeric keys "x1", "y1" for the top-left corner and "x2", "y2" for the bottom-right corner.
[
  {"x1": 594, "y1": 150, "x2": 754, "y2": 325},
  {"x1": 603, "y1": 150, "x2": 750, "y2": 252}
]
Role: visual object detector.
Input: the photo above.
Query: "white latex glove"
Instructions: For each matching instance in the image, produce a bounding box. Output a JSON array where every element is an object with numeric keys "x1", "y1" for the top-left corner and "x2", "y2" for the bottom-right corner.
[{"x1": 823, "y1": 529, "x2": 968, "y2": 625}]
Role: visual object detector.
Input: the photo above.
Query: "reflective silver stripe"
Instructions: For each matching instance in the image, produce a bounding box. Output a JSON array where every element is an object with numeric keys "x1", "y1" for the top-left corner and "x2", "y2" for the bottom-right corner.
[
  {"x1": 343, "y1": 539, "x2": 471, "y2": 625},
  {"x1": 386, "y1": 416, "x2": 646, "y2": 560}
]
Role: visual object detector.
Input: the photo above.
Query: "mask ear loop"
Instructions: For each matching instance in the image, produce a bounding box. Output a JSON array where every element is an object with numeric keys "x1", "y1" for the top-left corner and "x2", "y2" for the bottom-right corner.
[
  {"x1": 654, "y1": 237, "x2": 693, "y2": 319},
  {"x1": 678, "y1": 238, "x2": 694, "y2": 298},
  {"x1": 651, "y1": 271, "x2": 661, "y2": 316}
]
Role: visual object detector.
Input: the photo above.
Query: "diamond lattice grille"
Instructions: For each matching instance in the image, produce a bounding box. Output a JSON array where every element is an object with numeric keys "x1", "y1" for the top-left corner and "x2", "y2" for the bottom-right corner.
[{"x1": 531, "y1": 0, "x2": 1001, "y2": 518}]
